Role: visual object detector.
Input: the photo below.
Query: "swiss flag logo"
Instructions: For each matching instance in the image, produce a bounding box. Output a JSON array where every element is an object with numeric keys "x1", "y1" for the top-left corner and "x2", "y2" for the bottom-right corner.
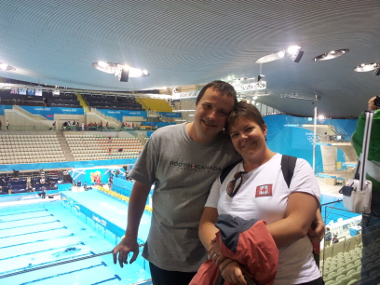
[{"x1": 255, "y1": 184, "x2": 273, "y2": 197}]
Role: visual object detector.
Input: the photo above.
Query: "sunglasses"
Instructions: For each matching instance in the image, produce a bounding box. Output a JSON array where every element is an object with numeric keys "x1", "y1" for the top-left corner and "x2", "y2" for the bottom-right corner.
[{"x1": 226, "y1": 171, "x2": 247, "y2": 197}]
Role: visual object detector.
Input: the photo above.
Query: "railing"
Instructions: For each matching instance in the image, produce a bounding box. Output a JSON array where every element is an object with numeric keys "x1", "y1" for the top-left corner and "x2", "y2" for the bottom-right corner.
[
  {"x1": 90, "y1": 108, "x2": 121, "y2": 126},
  {"x1": 0, "y1": 198, "x2": 152, "y2": 284},
  {"x1": 4, "y1": 106, "x2": 52, "y2": 131},
  {"x1": 317, "y1": 134, "x2": 352, "y2": 143},
  {"x1": 0, "y1": 251, "x2": 112, "y2": 280},
  {"x1": 13, "y1": 105, "x2": 50, "y2": 121}
]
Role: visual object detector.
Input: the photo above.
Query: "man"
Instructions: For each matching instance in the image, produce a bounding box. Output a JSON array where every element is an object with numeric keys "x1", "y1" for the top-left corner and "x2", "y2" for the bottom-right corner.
[
  {"x1": 324, "y1": 227, "x2": 332, "y2": 246},
  {"x1": 351, "y1": 96, "x2": 380, "y2": 284},
  {"x1": 112, "y1": 80, "x2": 240, "y2": 285},
  {"x1": 41, "y1": 186, "x2": 46, "y2": 199},
  {"x1": 26, "y1": 175, "x2": 32, "y2": 190}
]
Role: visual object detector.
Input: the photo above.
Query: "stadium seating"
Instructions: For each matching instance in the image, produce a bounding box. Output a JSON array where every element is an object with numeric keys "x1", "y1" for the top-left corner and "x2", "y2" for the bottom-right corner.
[{"x1": 65, "y1": 134, "x2": 144, "y2": 161}]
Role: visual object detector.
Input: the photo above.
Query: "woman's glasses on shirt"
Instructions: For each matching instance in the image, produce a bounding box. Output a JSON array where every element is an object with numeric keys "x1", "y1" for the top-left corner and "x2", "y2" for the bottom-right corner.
[{"x1": 226, "y1": 171, "x2": 247, "y2": 197}]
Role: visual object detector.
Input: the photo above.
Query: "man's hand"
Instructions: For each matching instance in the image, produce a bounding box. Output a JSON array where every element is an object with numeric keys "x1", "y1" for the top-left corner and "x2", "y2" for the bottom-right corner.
[
  {"x1": 308, "y1": 209, "x2": 325, "y2": 241},
  {"x1": 112, "y1": 235, "x2": 140, "y2": 268},
  {"x1": 368, "y1": 96, "x2": 378, "y2": 111}
]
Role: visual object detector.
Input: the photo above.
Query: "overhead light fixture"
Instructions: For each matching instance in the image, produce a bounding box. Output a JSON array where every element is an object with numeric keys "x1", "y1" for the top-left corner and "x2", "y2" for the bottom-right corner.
[
  {"x1": 354, "y1": 63, "x2": 380, "y2": 75},
  {"x1": 92, "y1": 61, "x2": 149, "y2": 82},
  {"x1": 313, "y1": 49, "x2": 349, "y2": 61},
  {"x1": 255, "y1": 45, "x2": 303, "y2": 64},
  {"x1": 118, "y1": 67, "x2": 129, "y2": 82},
  {"x1": 288, "y1": 45, "x2": 304, "y2": 63},
  {"x1": 255, "y1": 50, "x2": 286, "y2": 64},
  {"x1": 280, "y1": 93, "x2": 321, "y2": 102},
  {"x1": 0, "y1": 62, "x2": 16, "y2": 71}
]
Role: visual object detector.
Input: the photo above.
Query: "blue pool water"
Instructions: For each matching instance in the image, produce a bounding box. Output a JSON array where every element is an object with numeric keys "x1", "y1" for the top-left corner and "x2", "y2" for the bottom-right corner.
[
  {"x1": 0, "y1": 190, "x2": 357, "y2": 284},
  {"x1": 0, "y1": 192, "x2": 152, "y2": 285},
  {"x1": 320, "y1": 194, "x2": 360, "y2": 226}
]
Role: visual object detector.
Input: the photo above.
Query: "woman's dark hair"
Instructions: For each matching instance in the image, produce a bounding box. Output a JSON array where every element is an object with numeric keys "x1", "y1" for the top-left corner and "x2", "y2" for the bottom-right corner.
[
  {"x1": 226, "y1": 100, "x2": 266, "y2": 134},
  {"x1": 195, "y1": 80, "x2": 237, "y2": 106}
]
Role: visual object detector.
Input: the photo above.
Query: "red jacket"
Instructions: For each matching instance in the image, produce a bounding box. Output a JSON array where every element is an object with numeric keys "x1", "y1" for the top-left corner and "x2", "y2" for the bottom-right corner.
[{"x1": 190, "y1": 214, "x2": 278, "y2": 285}]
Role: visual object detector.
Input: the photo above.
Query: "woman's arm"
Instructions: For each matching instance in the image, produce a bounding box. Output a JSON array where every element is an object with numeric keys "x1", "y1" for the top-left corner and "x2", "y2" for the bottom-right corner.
[
  {"x1": 267, "y1": 192, "x2": 319, "y2": 247},
  {"x1": 199, "y1": 207, "x2": 247, "y2": 285},
  {"x1": 198, "y1": 207, "x2": 219, "y2": 253}
]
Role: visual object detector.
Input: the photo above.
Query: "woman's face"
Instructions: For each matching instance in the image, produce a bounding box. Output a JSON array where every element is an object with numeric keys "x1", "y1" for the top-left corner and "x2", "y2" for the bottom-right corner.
[{"x1": 229, "y1": 117, "x2": 267, "y2": 158}]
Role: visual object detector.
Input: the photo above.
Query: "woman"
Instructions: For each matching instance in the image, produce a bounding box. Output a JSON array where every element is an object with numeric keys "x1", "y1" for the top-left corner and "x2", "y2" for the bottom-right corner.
[{"x1": 198, "y1": 101, "x2": 322, "y2": 285}]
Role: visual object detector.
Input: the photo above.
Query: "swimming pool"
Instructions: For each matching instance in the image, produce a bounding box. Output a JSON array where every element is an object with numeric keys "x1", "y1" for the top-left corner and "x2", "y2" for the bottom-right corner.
[
  {"x1": 320, "y1": 194, "x2": 360, "y2": 226},
  {"x1": 0, "y1": 196, "x2": 152, "y2": 285},
  {"x1": 0, "y1": 190, "x2": 358, "y2": 284}
]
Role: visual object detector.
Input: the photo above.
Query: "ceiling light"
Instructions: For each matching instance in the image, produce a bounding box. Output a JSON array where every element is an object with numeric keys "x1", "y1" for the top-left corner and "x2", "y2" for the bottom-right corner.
[
  {"x1": 97, "y1": 61, "x2": 109, "y2": 68},
  {"x1": 118, "y1": 67, "x2": 129, "y2": 82},
  {"x1": 255, "y1": 50, "x2": 286, "y2": 64},
  {"x1": 354, "y1": 63, "x2": 380, "y2": 74},
  {"x1": 314, "y1": 49, "x2": 349, "y2": 61},
  {"x1": 0, "y1": 62, "x2": 16, "y2": 71},
  {"x1": 255, "y1": 45, "x2": 303, "y2": 64},
  {"x1": 287, "y1": 45, "x2": 304, "y2": 63},
  {"x1": 92, "y1": 62, "x2": 149, "y2": 82}
]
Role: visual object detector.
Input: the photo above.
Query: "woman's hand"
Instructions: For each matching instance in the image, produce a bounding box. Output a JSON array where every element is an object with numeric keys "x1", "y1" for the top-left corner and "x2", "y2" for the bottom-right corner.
[
  {"x1": 219, "y1": 259, "x2": 247, "y2": 285},
  {"x1": 208, "y1": 237, "x2": 226, "y2": 265}
]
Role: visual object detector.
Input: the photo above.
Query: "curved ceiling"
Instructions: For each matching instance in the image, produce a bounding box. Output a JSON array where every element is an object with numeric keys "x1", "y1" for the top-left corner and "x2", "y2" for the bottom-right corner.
[{"x1": 0, "y1": 0, "x2": 379, "y2": 117}]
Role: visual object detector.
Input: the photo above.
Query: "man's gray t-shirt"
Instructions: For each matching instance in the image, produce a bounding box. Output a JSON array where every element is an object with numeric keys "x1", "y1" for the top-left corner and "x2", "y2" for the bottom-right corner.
[{"x1": 129, "y1": 123, "x2": 240, "y2": 272}]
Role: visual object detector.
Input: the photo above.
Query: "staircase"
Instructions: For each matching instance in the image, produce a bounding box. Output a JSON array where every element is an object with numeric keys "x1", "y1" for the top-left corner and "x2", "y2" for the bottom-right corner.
[
  {"x1": 89, "y1": 108, "x2": 121, "y2": 129},
  {"x1": 56, "y1": 131, "x2": 75, "y2": 161},
  {"x1": 76, "y1": 93, "x2": 90, "y2": 112},
  {"x1": 7, "y1": 106, "x2": 53, "y2": 130}
]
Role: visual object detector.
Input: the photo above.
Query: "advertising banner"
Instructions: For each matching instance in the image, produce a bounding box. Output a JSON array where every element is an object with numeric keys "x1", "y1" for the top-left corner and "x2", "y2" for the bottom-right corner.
[{"x1": 20, "y1": 106, "x2": 84, "y2": 119}]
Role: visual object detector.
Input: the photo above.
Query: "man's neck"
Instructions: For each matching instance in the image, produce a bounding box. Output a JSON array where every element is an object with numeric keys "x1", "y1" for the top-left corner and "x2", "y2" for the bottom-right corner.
[{"x1": 185, "y1": 122, "x2": 216, "y2": 144}]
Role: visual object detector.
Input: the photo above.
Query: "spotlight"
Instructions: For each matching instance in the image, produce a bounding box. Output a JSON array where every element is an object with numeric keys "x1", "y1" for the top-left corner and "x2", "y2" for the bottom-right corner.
[
  {"x1": 292, "y1": 50, "x2": 304, "y2": 62},
  {"x1": 354, "y1": 63, "x2": 380, "y2": 73},
  {"x1": 313, "y1": 49, "x2": 349, "y2": 61},
  {"x1": 255, "y1": 50, "x2": 286, "y2": 64},
  {"x1": 287, "y1": 45, "x2": 304, "y2": 63},
  {"x1": 92, "y1": 61, "x2": 149, "y2": 81},
  {"x1": 258, "y1": 74, "x2": 265, "y2": 81},
  {"x1": 118, "y1": 67, "x2": 129, "y2": 82},
  {"x1": 0, "y1": 62, "x2": 16, "y2": 71}
]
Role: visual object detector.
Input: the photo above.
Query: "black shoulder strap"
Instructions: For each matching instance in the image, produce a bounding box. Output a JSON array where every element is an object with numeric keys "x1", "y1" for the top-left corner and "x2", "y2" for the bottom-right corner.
[
  {"x1": 220, "y1": 155, "x2": 297, "y2": 187},
  {"x1": 281, "y1": 155, "x2": 297, "y2": 188},
  {"x1": 220, "y1": 160, "x2": 242, "y2": 184}
]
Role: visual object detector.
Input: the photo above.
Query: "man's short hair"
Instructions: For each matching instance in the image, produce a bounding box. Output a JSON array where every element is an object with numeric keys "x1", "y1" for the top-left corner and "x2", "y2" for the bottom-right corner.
[{"x1": 195, "y1": 80, "x2": 237, "y2": 106}]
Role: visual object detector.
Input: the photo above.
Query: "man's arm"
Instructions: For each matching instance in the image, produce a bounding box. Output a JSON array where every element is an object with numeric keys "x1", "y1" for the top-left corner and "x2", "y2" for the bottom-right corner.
[{"x1": 112, "y1": 181, "x2": 151, "y2": 267}]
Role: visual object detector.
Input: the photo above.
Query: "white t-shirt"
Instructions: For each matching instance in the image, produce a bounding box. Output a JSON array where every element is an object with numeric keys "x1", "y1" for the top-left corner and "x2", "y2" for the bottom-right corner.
[{"x1": 205, "y1": 153, "x2": 321, "y2": 284}]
